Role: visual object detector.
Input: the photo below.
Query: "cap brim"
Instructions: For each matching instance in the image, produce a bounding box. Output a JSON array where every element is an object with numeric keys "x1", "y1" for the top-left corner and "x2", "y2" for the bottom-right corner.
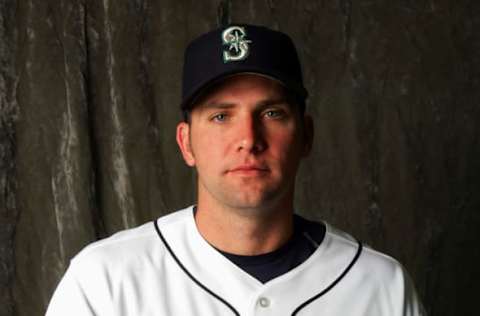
[{"x1": 181, "y1": 69, "x2": 308, "y2": 111}]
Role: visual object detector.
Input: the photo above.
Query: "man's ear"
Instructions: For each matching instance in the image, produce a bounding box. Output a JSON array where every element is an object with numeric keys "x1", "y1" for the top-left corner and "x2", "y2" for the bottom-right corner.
[
  {"x1": 176, "y1": 122, "x2": 196, "y2": 167},
  {"x1": 301, "y1": 115, "x2": 314, "y2": 157}
]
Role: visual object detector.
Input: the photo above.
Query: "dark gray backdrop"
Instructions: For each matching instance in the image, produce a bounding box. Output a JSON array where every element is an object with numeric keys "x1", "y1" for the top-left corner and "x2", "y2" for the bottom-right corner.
[{"x1": 1, "y1": 0, "x2": 479, "y2": 315}]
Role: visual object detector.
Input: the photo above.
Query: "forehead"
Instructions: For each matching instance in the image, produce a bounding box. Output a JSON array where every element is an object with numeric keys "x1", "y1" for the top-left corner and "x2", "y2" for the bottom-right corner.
[{"x1": 191, "y1": 74, "x2": 289, "y2": 110}]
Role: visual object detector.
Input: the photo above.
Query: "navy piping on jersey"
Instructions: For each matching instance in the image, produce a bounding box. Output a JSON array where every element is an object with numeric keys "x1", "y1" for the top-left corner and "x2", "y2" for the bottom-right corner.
[
  {"x1": 154, "y1": 219, "x2": 363, "y2": 316},
  {"x1": 291, "y1": 240, "x2": 363, "y2": 315},
  {"x1": 154, "y1": 220, "x2": 241, "y2": 316}
]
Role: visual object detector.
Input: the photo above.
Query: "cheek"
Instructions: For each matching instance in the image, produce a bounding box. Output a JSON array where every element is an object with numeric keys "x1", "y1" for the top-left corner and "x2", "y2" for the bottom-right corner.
[
  {"x1": 267, "y1": 129, "x2": 304, "y2": 166},
  {"x1": 269, "y1": 126, "x2": 302, "y2": 151},
  {"x1": 190, "y1": 129, "x2": 227, "y2": 166}
]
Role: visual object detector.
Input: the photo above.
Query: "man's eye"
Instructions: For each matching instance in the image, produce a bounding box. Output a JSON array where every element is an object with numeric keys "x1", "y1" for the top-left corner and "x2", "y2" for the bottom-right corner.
[
  {"x1": 264, "y1": 110, "x2": 283, "y2": 118},
  {"x1": 212, "y1": 113, "x2": 227, "y2": 122}
]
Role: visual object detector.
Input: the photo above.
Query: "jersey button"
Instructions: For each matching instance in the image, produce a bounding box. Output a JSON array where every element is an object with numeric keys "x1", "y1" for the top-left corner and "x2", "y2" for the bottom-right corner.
[{"x1": 258, "y1": 297, "x2": 270, "y2": 308}]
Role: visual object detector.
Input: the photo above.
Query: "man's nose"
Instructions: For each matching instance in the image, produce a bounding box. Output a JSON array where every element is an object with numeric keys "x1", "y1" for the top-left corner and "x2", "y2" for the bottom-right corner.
[{"x1": 236, "y1": 115, "x2": 266, "y2": 154}]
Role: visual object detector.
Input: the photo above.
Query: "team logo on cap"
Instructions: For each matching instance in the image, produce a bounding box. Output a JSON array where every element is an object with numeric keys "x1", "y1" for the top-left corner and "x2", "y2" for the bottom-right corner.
[{"x1": 222, "y1": 26, "x2": 252, "y2": 63}]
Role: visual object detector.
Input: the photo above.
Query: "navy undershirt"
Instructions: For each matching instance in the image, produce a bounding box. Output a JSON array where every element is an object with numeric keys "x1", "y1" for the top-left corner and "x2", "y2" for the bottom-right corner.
[
  {"x1": 218, "y1": 215, "x2": 326, "y2": 283},
  {"x1": 194, "y1": 208, "x2": 326, "y2": 283}
]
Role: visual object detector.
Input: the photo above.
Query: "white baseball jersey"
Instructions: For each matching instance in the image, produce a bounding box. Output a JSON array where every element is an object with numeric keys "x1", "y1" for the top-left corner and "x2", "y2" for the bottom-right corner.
[{"x1": 46, "y1": 206, "x2": 425, "y2": 316}]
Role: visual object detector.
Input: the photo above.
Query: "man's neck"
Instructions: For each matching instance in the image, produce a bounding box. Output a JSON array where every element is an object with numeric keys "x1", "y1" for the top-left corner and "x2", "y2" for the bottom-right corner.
[{"x1": 194, "y1": 201, "x2": 294, "y2": 256}]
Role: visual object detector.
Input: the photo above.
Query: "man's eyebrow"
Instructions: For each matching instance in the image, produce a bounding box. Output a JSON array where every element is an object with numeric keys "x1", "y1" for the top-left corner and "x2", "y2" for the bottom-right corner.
[
  {"x1": 199, "y1": 98, "x2": 290, "y2": 111},
  {"x1": 201, "y1": 102, "x2": 236, "y2": 110},
  {"x1": 256, "y1": 98, "x2": 290, "y2": 107}
]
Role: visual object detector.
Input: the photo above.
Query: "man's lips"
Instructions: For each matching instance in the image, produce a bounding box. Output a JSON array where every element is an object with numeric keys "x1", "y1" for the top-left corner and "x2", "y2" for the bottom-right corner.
[{"x1": 227, "y1": 165, "x2": 270, "y2": 174}]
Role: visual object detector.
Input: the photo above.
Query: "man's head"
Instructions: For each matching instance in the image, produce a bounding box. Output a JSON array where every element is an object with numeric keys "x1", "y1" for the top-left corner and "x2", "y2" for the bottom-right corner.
[{"x1": 176, "y1": 25, "x2": 313, "y2": 214}]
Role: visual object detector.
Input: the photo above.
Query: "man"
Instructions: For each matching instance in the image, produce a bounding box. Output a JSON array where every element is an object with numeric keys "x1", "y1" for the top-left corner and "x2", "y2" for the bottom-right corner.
[{"x1": 46, "y1": 24, "x2": 425, "y2": 315}]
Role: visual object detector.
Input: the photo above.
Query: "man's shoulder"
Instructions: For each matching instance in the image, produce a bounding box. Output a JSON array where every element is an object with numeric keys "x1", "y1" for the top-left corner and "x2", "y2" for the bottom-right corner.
[
  {"x1": 297, "y1": 217, "x2": 424, "y2": 314},
  {"x1": 69, "y1": 207, "x2": 193, "y2": 272},
  {"x1": 322, "y1": 222, "x2": 410, "y2": 286}
]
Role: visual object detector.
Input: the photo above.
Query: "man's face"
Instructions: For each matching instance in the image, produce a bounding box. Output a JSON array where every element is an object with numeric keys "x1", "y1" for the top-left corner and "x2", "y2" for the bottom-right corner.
[{"x1": 176, "y1": 74, "x2": 312, "y2": 213}]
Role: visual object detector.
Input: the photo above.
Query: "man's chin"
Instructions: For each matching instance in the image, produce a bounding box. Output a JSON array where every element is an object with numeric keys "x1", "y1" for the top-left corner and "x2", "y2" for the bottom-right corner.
[{"x1": 221, "y1": 193, "x2": 282, "y2": 214}]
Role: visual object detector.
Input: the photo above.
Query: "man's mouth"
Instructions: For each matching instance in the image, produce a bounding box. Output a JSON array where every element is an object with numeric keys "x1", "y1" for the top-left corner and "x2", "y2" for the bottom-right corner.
[{"x1": 228, "y1": 165, "x2": 270, "y2": 175}]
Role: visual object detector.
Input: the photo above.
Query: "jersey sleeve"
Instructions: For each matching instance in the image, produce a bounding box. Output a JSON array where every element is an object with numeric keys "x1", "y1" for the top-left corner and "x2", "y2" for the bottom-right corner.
[
  {"x1": 361, "y1": 246, "x2": 427, "y2": 316},
  {"x1": 402, "y1": 266, "x2": 427, "y2": 316},
  {"x1": 45, "y1": 257, "x2": 114, "y2": 316}
]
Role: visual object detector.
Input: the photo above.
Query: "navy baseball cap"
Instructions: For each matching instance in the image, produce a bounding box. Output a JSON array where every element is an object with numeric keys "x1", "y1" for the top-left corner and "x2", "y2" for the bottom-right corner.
[{"x1": 181, "y1": 24, "x2": 308, "y2": 111}]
